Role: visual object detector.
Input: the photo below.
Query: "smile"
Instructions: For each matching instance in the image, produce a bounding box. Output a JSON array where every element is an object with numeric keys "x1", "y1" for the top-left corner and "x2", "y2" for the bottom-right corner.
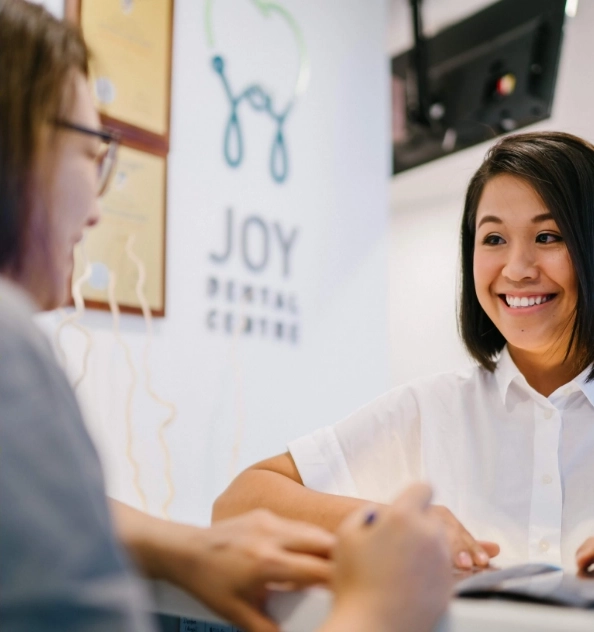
[{"x1": 499, "y1": 294, "x2": 557, "y2": 309}]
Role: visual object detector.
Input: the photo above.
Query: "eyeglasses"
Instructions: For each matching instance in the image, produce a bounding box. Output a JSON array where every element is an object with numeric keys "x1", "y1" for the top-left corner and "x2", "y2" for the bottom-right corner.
[{"x1": 54, "y1": 120, "x2": 121, "y2": 197}]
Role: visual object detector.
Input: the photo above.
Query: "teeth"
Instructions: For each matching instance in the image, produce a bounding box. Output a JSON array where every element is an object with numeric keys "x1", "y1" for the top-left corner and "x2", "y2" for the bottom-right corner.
[{"x1": 505, "y1": 295, "x2": 551, "y2": 308}]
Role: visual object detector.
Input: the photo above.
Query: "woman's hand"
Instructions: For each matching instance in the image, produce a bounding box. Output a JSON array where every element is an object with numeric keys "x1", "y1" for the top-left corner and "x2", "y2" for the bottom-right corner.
[
  {"x1": 320, "y1": 483, "x2": 452, "y2": 632},
  {"x1": 110, "y1": 501, "x2": 334, "y2": 632},
  {"x1": 576, "y1": 537, "x2": 594, "y2": 576},
  {"x1": 429, "y1": 505, "x2": 500, "y2": 569},
  {"x1": 160, "y1": 510, "x2": 334, "y2": 632}
]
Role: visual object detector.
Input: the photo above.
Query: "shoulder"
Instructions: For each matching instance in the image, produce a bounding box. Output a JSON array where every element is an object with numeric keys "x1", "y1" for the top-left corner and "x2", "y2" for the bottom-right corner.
[
  {"x1": 335, "y1": 365, "x2": 484, "y2": 432},
  {"x1": 0, "y1": 285, "x2": 154, "y2": 630},
  {"x1": 0, "y1": 279, "x2": 55, "y2": 368},
  {"x1": 343, "y1": 365, "x2": 494, "y2": 427},
  {"x1": 408, "y1": 363, "x2": 488, "y2": 392},
  {"x1": 0, "y1": 281, "x2": 76, "y2": 429},
  {"x1": 381, "y1": 363, "x2": 488, "y2": 406},
  {"x1": 333, "y1": 365, "x2": 495, "y2": 446},
  {"x1": 0, "y1": 279, "x2": 94, "y2": 470}
]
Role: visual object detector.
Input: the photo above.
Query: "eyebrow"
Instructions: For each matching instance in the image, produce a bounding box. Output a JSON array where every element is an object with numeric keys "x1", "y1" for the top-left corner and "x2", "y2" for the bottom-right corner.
[{"x1": 477, "y1": 212, "x2": 554, "y2": 229}]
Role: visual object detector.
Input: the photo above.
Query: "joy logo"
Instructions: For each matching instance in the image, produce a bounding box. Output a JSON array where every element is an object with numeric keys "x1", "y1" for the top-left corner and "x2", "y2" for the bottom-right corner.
[{"x1": 205, "y1": 0, "x2": 310, "y2": 184}]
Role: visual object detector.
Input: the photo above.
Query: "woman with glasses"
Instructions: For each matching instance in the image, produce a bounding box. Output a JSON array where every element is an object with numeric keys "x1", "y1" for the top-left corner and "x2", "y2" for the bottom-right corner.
[
  {"x1": 54, "y1": 120, "x2": 120, "y2": 196},
  {"x1": 0, "y1": 2, "x2": 451, "y2": 631}
]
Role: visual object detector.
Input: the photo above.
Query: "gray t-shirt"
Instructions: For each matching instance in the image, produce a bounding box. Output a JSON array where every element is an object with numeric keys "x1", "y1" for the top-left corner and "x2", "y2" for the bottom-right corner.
[{"x1": 0, "y1": 279, "x2": 156, "y2": 632}]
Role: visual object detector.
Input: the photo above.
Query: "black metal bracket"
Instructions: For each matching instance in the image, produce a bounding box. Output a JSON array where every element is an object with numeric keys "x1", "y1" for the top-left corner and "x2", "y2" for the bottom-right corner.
[{"x1": 409, "y1": 0, "x2": 432, "y2": 127}]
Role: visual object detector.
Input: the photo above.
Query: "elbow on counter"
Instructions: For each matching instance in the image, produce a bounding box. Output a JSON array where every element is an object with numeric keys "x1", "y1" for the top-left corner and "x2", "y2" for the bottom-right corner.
[
  {"x1": 211, "y1": 476, "x2": 242, "y2": 523},
  {"x1": 211, "y1": 465, "x2": 266, "y2": 522},
  {"x1": 211, "y1": 453, "x2": 303, "y2": 523}
]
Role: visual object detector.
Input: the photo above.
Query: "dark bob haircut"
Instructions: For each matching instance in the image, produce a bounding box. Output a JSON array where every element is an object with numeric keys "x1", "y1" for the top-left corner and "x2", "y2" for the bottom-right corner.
[{"x1": 459, "y1": 131, "x2": 594, "y2": 380}]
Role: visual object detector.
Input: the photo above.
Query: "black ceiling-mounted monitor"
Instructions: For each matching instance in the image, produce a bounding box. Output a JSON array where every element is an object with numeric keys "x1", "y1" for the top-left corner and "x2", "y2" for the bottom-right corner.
[{"x1": 392, "y1": 0, "x2": 568, "y2": 175}]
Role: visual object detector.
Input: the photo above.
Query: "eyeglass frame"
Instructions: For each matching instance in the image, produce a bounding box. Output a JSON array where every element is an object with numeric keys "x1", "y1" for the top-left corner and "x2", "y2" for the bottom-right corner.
[{"x1": 53, "y1": 119, "x2": 121, "y2": 197}]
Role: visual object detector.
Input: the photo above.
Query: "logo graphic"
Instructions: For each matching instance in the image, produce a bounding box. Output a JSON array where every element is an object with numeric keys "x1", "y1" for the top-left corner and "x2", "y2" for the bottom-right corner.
[{"x1": 204, "y1": 0, "x2": 310, "y2": 184}]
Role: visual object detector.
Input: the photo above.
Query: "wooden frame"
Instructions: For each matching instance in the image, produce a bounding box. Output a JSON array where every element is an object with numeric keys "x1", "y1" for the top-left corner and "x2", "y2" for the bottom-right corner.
[
  {"x1": 65, "y1": 0, "x2": 174, "y2": 153},
  {"x1": 65, "y1": 0, "x2": 175, "y2": 316},
  {"x1": 73, "y1": 142, "x2": 168, "y2": 317}
]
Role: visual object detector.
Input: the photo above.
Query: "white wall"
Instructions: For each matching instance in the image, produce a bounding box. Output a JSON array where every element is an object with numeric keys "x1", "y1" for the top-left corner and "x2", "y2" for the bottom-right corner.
[
  {"x1": 29, "y1": 0, "x2": 63, "y2": 17},
  {"x1": 37, "y1": 0, "x2": 391, "y2": 525},
  {"x1": 388, "y1": 0, "x2": 592, "y2": 385}
]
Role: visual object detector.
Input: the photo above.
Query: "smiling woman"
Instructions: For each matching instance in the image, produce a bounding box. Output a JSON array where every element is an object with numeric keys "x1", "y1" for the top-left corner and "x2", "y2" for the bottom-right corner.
[
  {"x1": 460, "y1": 132, "x2": 594, "y2": 393},
  {"x1": 214, "y1": 131, "x2": 594, "y2": 577},
  {"x1": 471, "y1": 178, "x2": 578, "y2": 392}
]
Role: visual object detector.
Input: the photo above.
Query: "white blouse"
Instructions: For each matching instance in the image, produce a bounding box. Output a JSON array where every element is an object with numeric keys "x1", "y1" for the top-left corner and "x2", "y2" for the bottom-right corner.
[{"x1": 288, "y1": 347, "x2": 594, "y2": 571}]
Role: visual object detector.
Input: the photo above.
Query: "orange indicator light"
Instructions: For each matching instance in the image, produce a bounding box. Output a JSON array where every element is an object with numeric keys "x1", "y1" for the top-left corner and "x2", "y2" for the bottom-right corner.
[{"x1": 496, "y1": 73, "x2": 517, "y2": 97}]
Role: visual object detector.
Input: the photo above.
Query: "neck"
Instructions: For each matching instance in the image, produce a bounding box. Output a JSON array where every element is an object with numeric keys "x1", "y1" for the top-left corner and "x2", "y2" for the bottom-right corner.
[{"x1": 507, "y1": 344, "x2": 580, "y2": 397}]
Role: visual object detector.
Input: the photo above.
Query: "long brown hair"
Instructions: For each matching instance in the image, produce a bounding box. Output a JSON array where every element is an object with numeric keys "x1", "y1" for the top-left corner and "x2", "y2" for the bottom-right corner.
[
  {"x1": 0, "y1": 0, "x2": 88, "y2": 276},
  {"x1": 459, "y1": 131, "x2": 594, "y2": 380}
]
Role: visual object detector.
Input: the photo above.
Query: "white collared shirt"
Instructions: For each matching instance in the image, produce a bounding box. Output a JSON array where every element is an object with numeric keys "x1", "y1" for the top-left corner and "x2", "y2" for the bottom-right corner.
[{"x1": 288, "y1": 347, "x2": 594, "y2": 571}]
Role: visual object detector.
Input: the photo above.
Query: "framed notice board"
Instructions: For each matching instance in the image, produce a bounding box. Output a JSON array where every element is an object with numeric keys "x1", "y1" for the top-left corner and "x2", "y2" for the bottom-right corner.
[{"x1": 65, "y1": 0, "x2": 175, "y2": 316}]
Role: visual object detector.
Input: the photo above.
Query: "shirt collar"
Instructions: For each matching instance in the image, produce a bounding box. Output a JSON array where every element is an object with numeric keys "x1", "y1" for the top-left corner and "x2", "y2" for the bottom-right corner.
[
  {"x1": 494, "y1": 345, "x2": 594, "y2": 408},
  {"x1": 494, "y1": 346, "x2": 524, "y2": 403},
  {"x1": 569, "y1": 366, "x2": 594, "y2": 409}
]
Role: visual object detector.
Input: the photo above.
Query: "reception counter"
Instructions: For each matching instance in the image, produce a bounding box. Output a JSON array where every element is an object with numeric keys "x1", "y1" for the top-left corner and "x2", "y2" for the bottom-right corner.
[{"x1": 151, "y1": 580, "x2": 594, "y2": 631}]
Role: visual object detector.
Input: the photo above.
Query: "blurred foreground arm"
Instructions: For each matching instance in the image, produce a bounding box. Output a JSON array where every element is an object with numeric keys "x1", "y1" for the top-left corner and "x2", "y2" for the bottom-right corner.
[
  {"x1": 319, "y1": 484, "x2": 452, "y2": 632},
  {"x1": 110, "y1": 500, "x2": 335, "y2": 632}
]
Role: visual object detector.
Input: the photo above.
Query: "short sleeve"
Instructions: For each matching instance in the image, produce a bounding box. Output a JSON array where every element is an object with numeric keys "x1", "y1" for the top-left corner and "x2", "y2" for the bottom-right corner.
[
  {"x1": 0, "y1": 307, "x2": 156, "y2": 632},
  {"x1": 289, "y1": 385, "x2": 423, "y2": 504}
]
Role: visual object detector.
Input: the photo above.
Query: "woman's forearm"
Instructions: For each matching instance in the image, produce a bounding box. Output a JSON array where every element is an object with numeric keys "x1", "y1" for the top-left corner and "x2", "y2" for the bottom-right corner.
[
  {"x1": 109, "y1": 498, "x2": 338, "y2": 632},
  {"x1": 212, "y1": 453, "x2": 368, "y2": 531},
  {"x1": 109, "y1": 499, "x2": 199, "y2": 581},
  {"x1": 319, "y1": 601, "x2": 391, "y2": 632}
]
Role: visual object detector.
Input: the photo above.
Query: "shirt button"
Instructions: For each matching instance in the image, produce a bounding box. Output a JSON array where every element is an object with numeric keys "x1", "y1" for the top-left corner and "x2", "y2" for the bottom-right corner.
[
  {"x1": 541, "y1": 474, "x2": 553, "y2": 485},
  {"x1": 539, "y1": 539, "x2": 550, "y2": 552},
  {"x1": 543, "y1": 409, "x2": 553, "y2": 419}
]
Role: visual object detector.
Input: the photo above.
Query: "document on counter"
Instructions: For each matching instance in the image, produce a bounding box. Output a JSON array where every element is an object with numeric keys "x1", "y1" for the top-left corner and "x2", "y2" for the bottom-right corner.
[{"x1": 455, "y1": 563, "x2": 594, "y2": 608}]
